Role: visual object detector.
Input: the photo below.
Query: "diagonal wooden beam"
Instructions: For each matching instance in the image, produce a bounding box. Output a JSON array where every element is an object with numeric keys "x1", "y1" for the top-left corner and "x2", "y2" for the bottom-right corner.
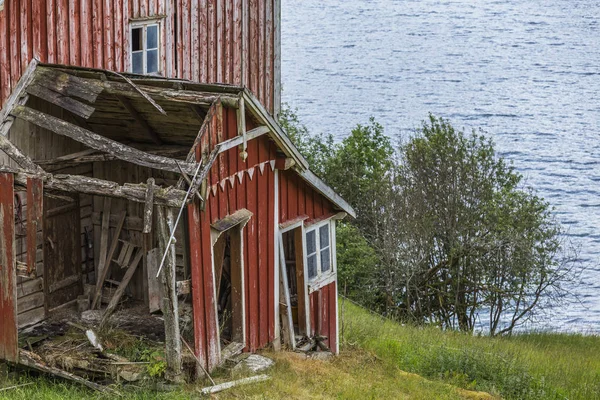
[
  {"x1": 116, "y1": 95, "x2": 163, "y2": 145},
  {"x1": 217, "y1": 126, "x2": 270, "y2": 154},
  {"x1": 10, "y1": 105, "x2": 197, "y2": 175}
]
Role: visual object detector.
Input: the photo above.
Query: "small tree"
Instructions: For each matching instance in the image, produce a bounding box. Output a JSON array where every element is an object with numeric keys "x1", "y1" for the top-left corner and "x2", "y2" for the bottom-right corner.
[{"x1": 395, "y1": 115, "x2": 577, "y2": 334}]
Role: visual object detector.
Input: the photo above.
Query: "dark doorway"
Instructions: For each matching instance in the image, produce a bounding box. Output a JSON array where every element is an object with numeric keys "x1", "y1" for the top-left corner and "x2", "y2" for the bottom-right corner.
[{"x1": 281, "y1": 227, "x2": 307, "y2": 335}]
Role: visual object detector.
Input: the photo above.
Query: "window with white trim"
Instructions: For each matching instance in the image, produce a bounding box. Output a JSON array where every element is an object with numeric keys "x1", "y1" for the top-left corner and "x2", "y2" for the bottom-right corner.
[
  {"x1": 305, "y1": 221, "x2": 333, "y2": 280},
  {"x1": 130, "y1": 21, "x2": 161, "y2": 75}
]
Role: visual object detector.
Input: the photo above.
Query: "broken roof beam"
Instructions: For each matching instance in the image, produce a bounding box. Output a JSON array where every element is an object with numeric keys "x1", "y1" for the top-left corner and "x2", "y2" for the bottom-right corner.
[
  {"x1": 10, "y1": 105, "x2": 197, "y2": 176},
  {"x1": 97, "y1": 79, "x2": 238, "y2": 108},
  {"x1": 0, "y1": 133, "x2": 44, "y2": 173},
  {"x1": 0, "y1": 165, "x2": 188, "y2": 208},
  {"x1": 115, "y1": 95, "x2": 163, "y2": 144}
]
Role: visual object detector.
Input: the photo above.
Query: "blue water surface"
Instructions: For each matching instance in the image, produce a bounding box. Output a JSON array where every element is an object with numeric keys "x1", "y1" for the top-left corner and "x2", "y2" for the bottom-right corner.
[{"x1": 282, "y1": 0, "x2": 600, "y2": 333}]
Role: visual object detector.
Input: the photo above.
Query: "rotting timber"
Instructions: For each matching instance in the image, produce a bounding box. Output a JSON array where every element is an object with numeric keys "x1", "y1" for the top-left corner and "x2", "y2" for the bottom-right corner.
[{"x1": 0, "y1": 61, "x2": 263, "y2": 389}]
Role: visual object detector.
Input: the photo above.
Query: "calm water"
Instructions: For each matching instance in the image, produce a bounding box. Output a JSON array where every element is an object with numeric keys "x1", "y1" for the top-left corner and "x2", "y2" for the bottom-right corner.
[{"x1": 281, "y1": 0, "x2": 600, "y2": 332}]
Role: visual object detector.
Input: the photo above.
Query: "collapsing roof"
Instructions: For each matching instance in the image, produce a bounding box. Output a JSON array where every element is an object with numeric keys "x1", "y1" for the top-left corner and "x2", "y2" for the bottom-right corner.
[{"x1": 0, "y1": 59, "x2": 355, "y2": 218}]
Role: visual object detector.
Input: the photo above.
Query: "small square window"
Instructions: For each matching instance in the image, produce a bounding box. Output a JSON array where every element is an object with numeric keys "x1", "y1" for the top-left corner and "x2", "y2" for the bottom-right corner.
[
  {"x1": 130, "y1": 22, "x2": 161, "y2": 75},
  {"x1": 305, "y1": 221, "x2": 334, "y2": 281}
]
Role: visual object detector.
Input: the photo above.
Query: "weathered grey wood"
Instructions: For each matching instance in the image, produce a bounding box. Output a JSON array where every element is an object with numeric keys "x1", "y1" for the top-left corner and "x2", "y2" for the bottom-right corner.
[
  {"x1": 35, "y1": 149, "x2": 97, "y2": 164},
  {"x1": 100, "y1": 79, "x2": 238, "y2": 107},
  {"x1": 26, "y1": 83, "x2": 96, "y2": 119},
  {"x1": 94, "y1": 198, "x2": 112, "y2": 309},
  {"x1": 48, "y1": 274, "x2": 80, "y2": 294},
  {"x1": 143, "y1": 178, "x2": 155, "y2": 234},
  {"x1": 91, "y1": 212, "x2": 143, "y2": 231},
  {"x1": 211, "y1": 209, "x2": 253, "y2": 232},
  {"x1": 19, "y1": 350, "x2": 118, "y2": 394},
  {"x1": 218, "y1": 126, "x2": 270, "y2": 154},
  {"x1": 219, "y1": 342, "x2": 244, "y2": 363},
  {"x1": 10, "y1": 105, "x2": 197, "y2": 175},
  {"x1": 34, "y1": 67, "x2": 104, "y2": 104},
  {"x1": 199, "y1": 375, "x2": 271, "y2": 395},
  {"x1": 17, "y1": 307, "x2": 46, "y2": 328},
  {"x1": 0, "y1": 133, "x2": 43, "y2": 172},
  {"x1": 99, "y1": 249, "x2": 143, "y2": 330},
  {"x1": 236, "y1": 96, "x2": 247, "y2": 161},
  {"x1": 0, "y1": 165, "x2": 188, "y2": 207},
  {"x1": 175, "y1": 279, "x2": 191, "y2": 296},
  {"x1": 0, "y1": 59, "x2": 39, "y2": 135},
  {"x1": 116, "y1": 95, "x2": 163, "y2": 144},
  {"x1": 278, "y1": 234, "x2": 296, "y2": 350},
  {"x1": 157, "y1": 207, "x2": 182, "y2": 381},
  {"x1": 91, "y1": 211, "x2": 126, "y2": 310},
  {"x1": 146, "y1": 248, "x2": 161, "y2": 313},
  {"x1": 181, "y1": 335, "x2": 214, "y2": 385}
]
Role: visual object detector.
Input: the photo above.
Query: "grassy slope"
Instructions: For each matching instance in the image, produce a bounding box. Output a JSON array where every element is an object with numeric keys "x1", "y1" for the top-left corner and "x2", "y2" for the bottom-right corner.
[
  {"x1": 341, "y1": 301, "x2": 600, "y2": 400},
  {"x1": 1, "y1": 301, "x2": 598, "y2": 399}
]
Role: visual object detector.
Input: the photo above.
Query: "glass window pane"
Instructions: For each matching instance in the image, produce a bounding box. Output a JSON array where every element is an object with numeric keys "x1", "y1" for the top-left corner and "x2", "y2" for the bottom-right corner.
[
  {"x1": 307, "y1": 254, "x2": 318, "y2": 279},
  {"x1": 319, "y1": 224, "x2": 330, "y2": 248},
  {"x1": 132, "y1": 52, "x2": 143, "y2": 74},
  {"x1": 131, "y1": 28, "x2": 142, "y2": 51},
  {"x1": 147, "y1": 49, "x2": 158, "y2": 73},
  {"x1": 320, "y1": 248, "x2": 331, "y2": 273},
  {"x1": 147, "y1": 25, "x2": 158, "y2": 49},
  {"x1": 306, "y1": 230, "x2": 316, "y2": 255}
]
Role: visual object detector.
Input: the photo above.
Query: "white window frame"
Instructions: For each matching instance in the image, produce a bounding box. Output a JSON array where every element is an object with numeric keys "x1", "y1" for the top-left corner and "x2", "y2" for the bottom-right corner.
[
  {"x1": 129, "y1": 19, "x2": 162, "y2": 75},
  {"x1": 304, "y1": 219, "x2": 337, "y2": 293}
]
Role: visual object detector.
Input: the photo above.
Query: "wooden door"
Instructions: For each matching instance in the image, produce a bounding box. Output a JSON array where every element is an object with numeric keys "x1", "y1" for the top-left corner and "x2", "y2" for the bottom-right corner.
[{"x1": 43, "y1": 194, "x2": 82, "y2": 310}]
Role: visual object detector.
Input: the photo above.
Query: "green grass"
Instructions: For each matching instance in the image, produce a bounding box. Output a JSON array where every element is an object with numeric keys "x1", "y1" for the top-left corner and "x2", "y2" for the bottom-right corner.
[
  {"x1": 340, "y1": 300, "x2": 600, "y2": 400},
  {"x1": 1, "y1": 301, "x2": 598, "y2": 399}
]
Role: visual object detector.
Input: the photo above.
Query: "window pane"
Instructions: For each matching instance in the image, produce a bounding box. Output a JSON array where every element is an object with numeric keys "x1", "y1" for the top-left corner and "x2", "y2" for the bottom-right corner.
[
  {"x1": 131, "y1": 28, "x2": 142, "y2": 51},
  {"x1": 132, "y1": 52, "x2": 143, "y2": 74},
  {"x1": 320, "y1": 248, "x2": 331, "y2": 272},
  {"x1": 147, "y1": 49, "x2": 158, "y2": 73},
  {"x1": 147, "y1": 25, "x2": 158, "y2": 49},
  {"x1": 307, "y1": 254, "x2": 318, "y2": 279},
  {"x1": 319, "y1": 224, "x2": 330, "y2": 248},
  {"x1": 306, "y1": 230, "x2": 316, "y2": 255}
]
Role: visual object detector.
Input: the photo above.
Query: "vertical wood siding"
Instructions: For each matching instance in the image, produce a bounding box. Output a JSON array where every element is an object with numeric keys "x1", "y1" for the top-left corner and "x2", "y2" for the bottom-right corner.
[
  {"x1": 0, "y1": 0, "x2": 278, "y2": 114},
  {"x1": 189, "y1": 107, "x2": 277, "y2": 370},
  {"x1": 278, "y1": 169, "x2": 336, "y2": 225},
  {"x1": 309, "y1": 281, "x2": 338, "y2": 353}
]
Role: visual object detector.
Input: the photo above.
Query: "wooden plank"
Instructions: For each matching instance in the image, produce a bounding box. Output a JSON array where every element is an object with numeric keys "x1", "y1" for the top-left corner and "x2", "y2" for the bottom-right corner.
[
  {"x1": 94, "y1": 197, "x2": 111, "y2": 306},
  {"x1": 218, "y1": 125, "x2": 269, "y2": 154},
  {"x1": 146, "y1": 247, "x2": 161, "y2": 313},
  {"x1": 100, "y1": 249, "x2": 143, "y2": 329},
  {"x1": 278, "y1": 233, "x2": 295, "y2": 350},
  {"x1": 295, "y1": 227, "x2": 308, "y2": 335},
  {"x1": 0, "y1": 172, "x2": 18, "y2": 362},
  {"x1": 91, "y1": 210, "x2": 126, "y2": 309},
  {"x1": 48, "y1": 274, "x2": 80, "y2": 294},
  {"x1": 156, "y1": 207, "x2": 182, "y2": 381},
  {"x1": 17, "y1": 306, "x2": 45, "y2": 328},
  {"x1": 91, "y1": 212, "x2": 143, "y2": 231},
  {"x1": 142, "y1": 177, "x2": 154, "y2": 233},
  {"x1": 16, "y1": 277, "x2": 43, "y2": 299},
  {"x1": 26, "y1": 178, "x2": 43, "y2": 275},
  {"x1": 17, "y1": 292, "x2": 44, "y2": 314},
  {"x1": 19, "y1": 350, "x2": 117, "y2": 393},
  {"x1": 25, "y1": 84, "x2": 96, "y2": 119},
  {"x1": 10, "y1": 106, "x2": 198, "y2": 176}
]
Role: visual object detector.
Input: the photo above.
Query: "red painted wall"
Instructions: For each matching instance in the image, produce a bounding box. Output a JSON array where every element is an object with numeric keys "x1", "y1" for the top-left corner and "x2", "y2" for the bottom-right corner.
[
  {"x1": 309, "y1": 281, "x2": 338, "y2": 353},
  {"x1": 0, "y1": 173, "x2": 17, "y2": 362},
  {"x1": 278, "y1": 169, "x2": 336, "y2": 225},
  {"x1": 0, "y1": 0, "x2": 278, "y2": 113}
]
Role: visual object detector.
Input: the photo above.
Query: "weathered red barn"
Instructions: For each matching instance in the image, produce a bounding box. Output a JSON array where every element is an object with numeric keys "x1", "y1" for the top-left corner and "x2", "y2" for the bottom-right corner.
[{"x1": 0, "y1": 0, "x2": 354, "y2": 383}]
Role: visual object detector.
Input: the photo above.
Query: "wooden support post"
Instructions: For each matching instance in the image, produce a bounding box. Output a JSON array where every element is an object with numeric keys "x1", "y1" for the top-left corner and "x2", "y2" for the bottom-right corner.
[
  {"x1": 91, "y1": 210, "x2": 126, "y2": 310},
  {"x1": 157, "y1": 206, "x2": 182, "y2": 381},
  {"x1": 236, "y1": 96, "x2": 247, "y2": 161},
  {"x1": 26, "y1": 178, "x2": 43, "y2": 275},
  {"x1": 295, "y1": 228, "x2": 309, "y2": 335},
  {"x1": 0, "y1": 173, "x2": 18, "y2": 362},
  {"x1": 278, "y1": 233, "x2": 296, "y2": 350},
  {"x1": 143, "y1": 178, "x2": 155, "y2": 234},
  {"x1": 99, "y1": 250, "x2": 143, "y2": 330}
]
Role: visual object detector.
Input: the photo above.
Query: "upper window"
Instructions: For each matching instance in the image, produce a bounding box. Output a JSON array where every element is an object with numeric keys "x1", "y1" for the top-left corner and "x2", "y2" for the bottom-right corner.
[
  {"x1": 305, "y1": 221, "x2": 333, "y2": 281},
  {"x1": 130, "y1": 22, "x2": 160, "y2": 75}
]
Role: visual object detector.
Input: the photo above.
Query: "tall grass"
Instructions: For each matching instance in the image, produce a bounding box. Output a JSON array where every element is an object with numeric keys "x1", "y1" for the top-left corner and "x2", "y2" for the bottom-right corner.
[{"x1": 340, "y1": 299, "x2": 600, "y2": 400}]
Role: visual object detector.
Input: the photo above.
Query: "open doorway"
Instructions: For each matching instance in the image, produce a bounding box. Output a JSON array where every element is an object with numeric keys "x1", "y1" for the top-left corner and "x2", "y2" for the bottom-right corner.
[
  {"x1": 280, "y1": 227, "x2": 308, "y2": 336},
  {"x1": 212, "y1": 209, "x2": 251, "y2": 350}
]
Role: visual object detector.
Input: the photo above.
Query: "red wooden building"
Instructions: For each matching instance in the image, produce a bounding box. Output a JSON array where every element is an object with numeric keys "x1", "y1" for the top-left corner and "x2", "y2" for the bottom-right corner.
[{"x1": 0, "y1": 0, "x2": 354, "y2": 381}]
